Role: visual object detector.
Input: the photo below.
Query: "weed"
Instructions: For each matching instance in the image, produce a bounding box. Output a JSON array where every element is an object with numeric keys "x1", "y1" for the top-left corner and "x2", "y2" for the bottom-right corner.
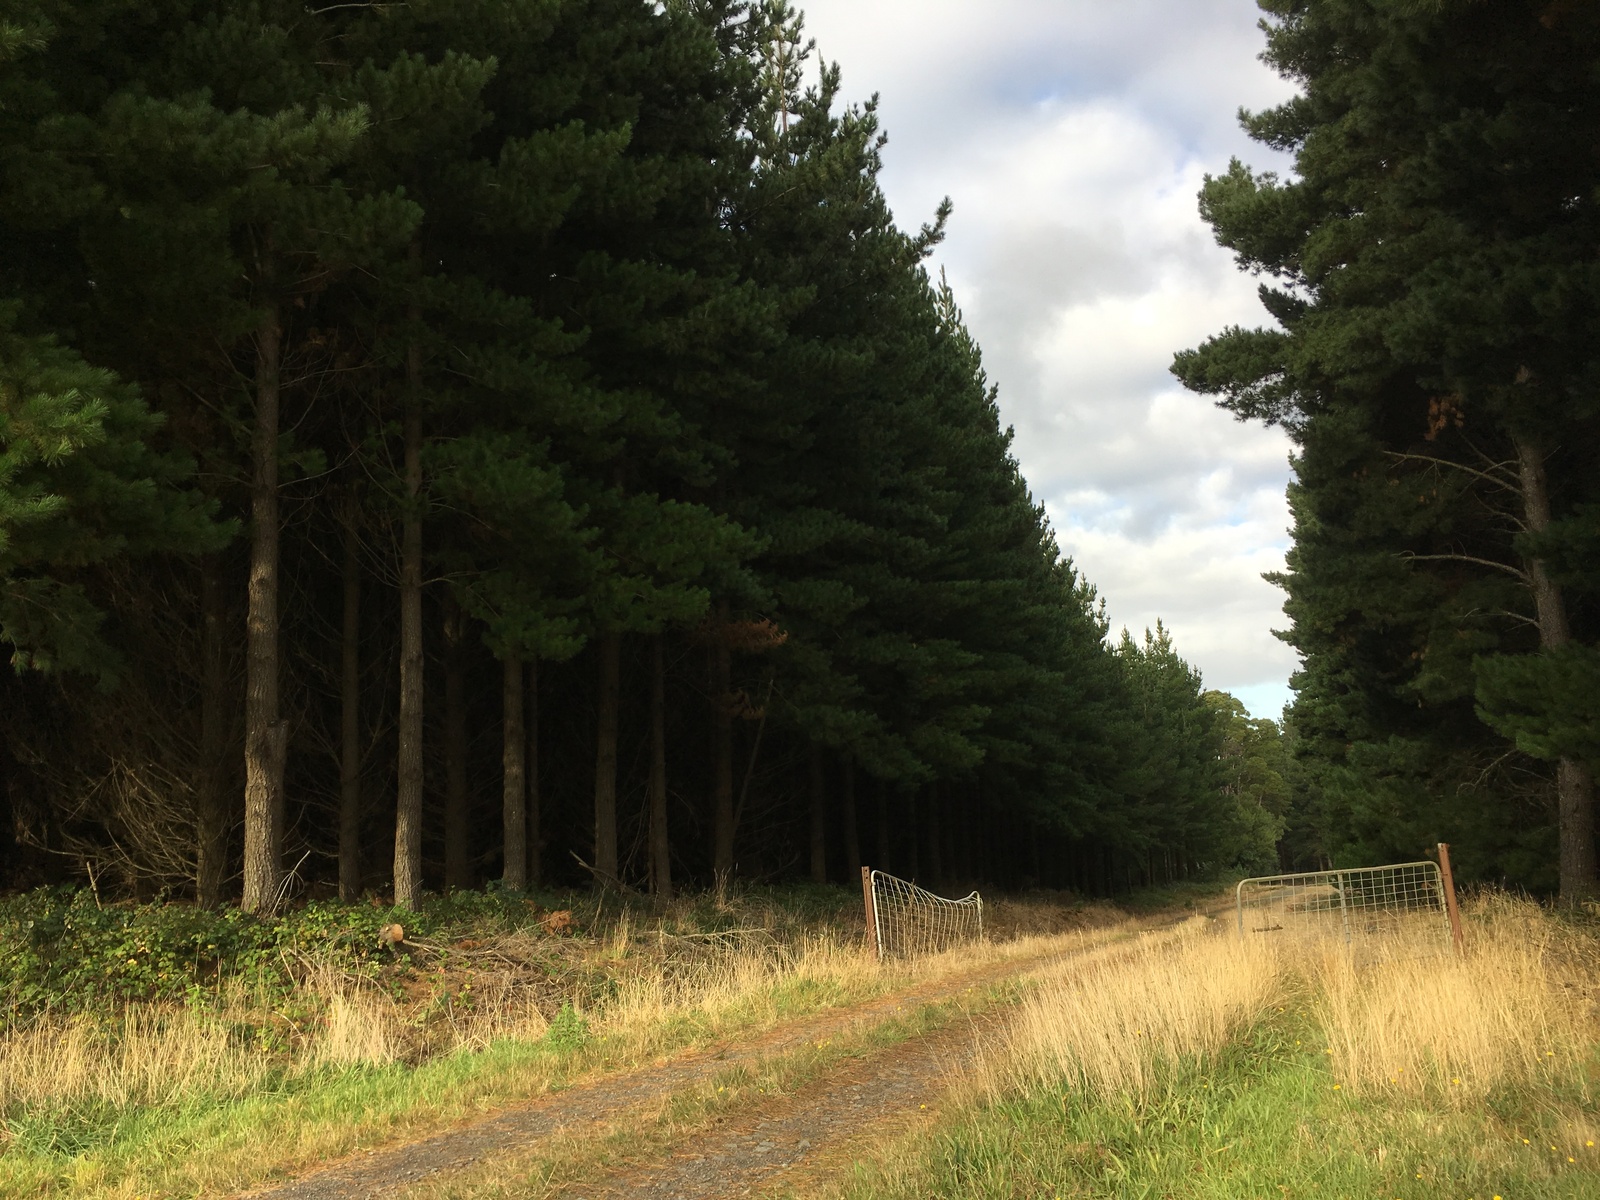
[{"x1": 542, "y1": 1002, "x2": 591, "y2": 1053}]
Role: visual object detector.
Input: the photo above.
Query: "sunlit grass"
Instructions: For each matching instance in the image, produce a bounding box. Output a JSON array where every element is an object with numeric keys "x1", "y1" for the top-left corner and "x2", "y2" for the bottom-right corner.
[
  {"x1": 816, "y1": 892, "x2": 1600, "y2": 1200},
  {"x1": 0, "y1": 892, "x2": 1137, "y2": 1199}
]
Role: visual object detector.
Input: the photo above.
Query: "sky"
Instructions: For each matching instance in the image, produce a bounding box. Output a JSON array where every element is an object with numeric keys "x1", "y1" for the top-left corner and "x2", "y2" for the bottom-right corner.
[{"x1": 796, "y1": 0, "x2": 1301, "y2": 719}]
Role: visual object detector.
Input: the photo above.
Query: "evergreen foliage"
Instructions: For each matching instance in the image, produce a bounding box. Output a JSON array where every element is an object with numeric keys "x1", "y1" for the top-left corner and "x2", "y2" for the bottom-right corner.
[
  {"x1": 1176, "y1": 0, "x2": 1600, "y2": 898},
  {"x1": 0, "y1": 0, "x2": 1255, "y2": 905}
]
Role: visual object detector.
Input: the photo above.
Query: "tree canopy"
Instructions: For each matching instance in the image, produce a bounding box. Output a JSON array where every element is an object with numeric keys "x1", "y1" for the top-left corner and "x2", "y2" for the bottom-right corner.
[
  {"x1": 0, "y1": 0, "x2": 1253, "y2": 907},
  {"x1": 1177, "y1": 0, "x2": 1600, "y2": 900}
]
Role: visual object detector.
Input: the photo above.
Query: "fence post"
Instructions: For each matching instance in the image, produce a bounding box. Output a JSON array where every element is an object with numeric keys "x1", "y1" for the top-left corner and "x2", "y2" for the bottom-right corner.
[
  {"x1": 861, "y1": 865, "x2": 880, "y2": 961},
  {"x1": 1336, "y1": 872, "x2": 1351, "y2": 943},
  {"x1": 1436, "y1": 842, "x2": 1465, "y2": 955}
]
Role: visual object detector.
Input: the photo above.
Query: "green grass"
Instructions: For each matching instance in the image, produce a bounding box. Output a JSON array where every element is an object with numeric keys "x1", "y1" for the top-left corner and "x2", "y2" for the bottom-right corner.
[{"x1": 823, "y1": 1008, "x2": 1600, "y2": 1200}]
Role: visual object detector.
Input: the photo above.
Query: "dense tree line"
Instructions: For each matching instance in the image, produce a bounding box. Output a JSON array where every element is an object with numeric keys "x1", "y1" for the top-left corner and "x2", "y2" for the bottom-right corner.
[
  {"x1": 1179, "y1": 0, "x2": 1600, "y2": 900},
  {"x1": 0, "y1": 0, "x2": 1269, "y2": 911}
]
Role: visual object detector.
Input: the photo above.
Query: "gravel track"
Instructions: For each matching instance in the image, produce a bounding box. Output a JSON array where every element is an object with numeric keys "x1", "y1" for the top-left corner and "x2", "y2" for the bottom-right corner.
[
  {"x1": 240, "y1": 951, "x2": 1050, "y2": 1200},
  {"x1": 551, "y1": 1007, "x2": 1000, "y2": 1200}
]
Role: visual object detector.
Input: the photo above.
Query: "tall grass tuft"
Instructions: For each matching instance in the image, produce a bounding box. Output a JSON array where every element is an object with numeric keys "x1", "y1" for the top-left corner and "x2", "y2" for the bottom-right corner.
[
  {"x1": 0, "y1": 1003, "x2": 275, "y2": 1117},
  {"x1": 994, "y1": 917, "x2": 1281, "y2": 1101},
  {"x1": 308, "y1": 968, "x2": 403, "y2": 1069},
  {"x1": 1314, "y1": 892, "x2": 1596, "y2": 1104}
]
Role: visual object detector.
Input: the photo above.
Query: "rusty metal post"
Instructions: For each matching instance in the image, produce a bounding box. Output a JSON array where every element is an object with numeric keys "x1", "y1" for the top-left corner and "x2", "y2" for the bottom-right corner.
[
  {"x1": 1437, "y1": 842, "x2": 1465, "y2": 955},
  {"x1": 861, "y1": 865, "x2": 880, "y2": 961}
]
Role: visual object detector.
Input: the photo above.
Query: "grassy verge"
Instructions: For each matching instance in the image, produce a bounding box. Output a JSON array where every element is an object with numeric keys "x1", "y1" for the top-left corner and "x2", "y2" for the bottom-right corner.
[
  {"x1": 816, "y1": 896, "x2": 1600, "y2": 1200},
  {"x1": 0, "y1": 885, "x2": 1139, "y2": 1199}
]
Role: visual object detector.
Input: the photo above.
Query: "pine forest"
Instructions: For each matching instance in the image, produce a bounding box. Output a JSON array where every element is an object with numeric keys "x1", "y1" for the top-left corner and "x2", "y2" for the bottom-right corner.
[
  {"x1": 0, "y1": 0, "x2": 1285, "y2": 913},
  {"x1": 0, "y1": 0, "x2": 1594, "y2": 919}
]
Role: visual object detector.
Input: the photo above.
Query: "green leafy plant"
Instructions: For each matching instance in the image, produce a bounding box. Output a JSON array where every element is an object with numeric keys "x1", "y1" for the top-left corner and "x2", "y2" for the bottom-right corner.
[{"x1": 542, "y1": 1001, "x2": 591, "y2": 1053}]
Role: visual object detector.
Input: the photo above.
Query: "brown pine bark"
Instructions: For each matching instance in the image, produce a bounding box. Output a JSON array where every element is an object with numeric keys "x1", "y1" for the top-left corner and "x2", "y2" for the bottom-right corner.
[
  {"x1": 443, "y1": 597, "x2": 470, "y2": 891},
  {"x1": 527, "y1": 657, "x2": 541, "y2": 888},
  {"x1": 242, "y1": 296, "x2": 286, "y2": 915},
  {"x1": 501, "y1": 653, "x2": 526, "y2": 890},
  {"x1": 711, "y1": 608, "x2": 735, "y2": 880},
  {"x1": 808, "y1": 744, "x2": 827, "y2": 884},
  {"x1": 195, "y1": 554, "x2": 230, "y2": 908},
  {"x1": 338, "y1": 490, "x2": 362, "y2": 902},
  {"x1": 905, "y1": 789, "x2": 919, "y2": 881},
  {"x1": 840, "y1": 758, "x2": 860, "y2": 877},
  {"x1": 875, "y1": 779, "x2": 891, "y2": 873},
  {"x1": 648, "y1": 636, "x2": 672, "y2": 898},
  {"x1": 1515, "y1": 435, "x2": 1597, "y2": 902},
  {"x1": 593, "y1": 632, "x2": 622, "y2": 885},
  {"x1": 393, "y1": 338, "x2": 425, "y2": 909}
]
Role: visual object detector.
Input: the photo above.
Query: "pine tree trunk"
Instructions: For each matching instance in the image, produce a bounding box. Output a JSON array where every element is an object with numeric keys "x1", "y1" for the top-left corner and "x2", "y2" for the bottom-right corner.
[
  {"x1": 501, "y1": 653, "x2": 526, "y2": 890},
  {"x1": 196, "y1": 554, "x2": 230, "y2": 908},
  {"x1": 953, "y1": 790, "x2": 966, "y2": 883},
  {"x1": 648, "y1": 636, "x2": 672, "y2": 898},
  {"x1": 905, "y1": 789, "x2": 920, "y2": 881},
  {"x1": 527, "y1": 657, "x2": 541, "y2": 888},
  {"x1": 338, "y1": 492, "x2": 362, "y2": 902},
  {"x1": 926, "y1": 782, "x2": 943, "y2": 889},
  {"x1": 393, "y1": 344, "x2": 425, "y2": 909},
  {"x1": 942, "y1": 788, "x2": 958, "y2": 885},
  {"x1": 840, "y1": 758, "x2": 860, "y2": 877},
  {"x1": 593, "y1": 631, "x2": 621, "y2": 885},
  {"x1": 808, "y1": 744, "x2": 827, "y2": 884},
  {"x1": 711, "y1": 608, "x2": 735, "y2": 880},
  {"x1": 1515, "y1": 434, "x2": 1597, "y2": 902},
  {"x1": 242, "y1": 295, "x2": 286, "y2": 915},
  {"x1": 875, "y1": 779, "x2": 891, "y2": 873},
  {"x1": 443, "y1": 597, "x2": 469, "y2": 891}
]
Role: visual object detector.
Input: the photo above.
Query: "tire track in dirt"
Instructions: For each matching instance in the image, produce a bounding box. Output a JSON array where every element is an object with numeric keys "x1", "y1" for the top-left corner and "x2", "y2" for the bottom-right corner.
[
  {"x1": 551, "y1": 1008, "x2": 1000, "y2": 1200},
  {"x1": 242, "y1": 949, "x2": 1056, "y2": 1200},
  {"x1": 549, "y1": 918, "x2": 1215, "y2": 1200}
]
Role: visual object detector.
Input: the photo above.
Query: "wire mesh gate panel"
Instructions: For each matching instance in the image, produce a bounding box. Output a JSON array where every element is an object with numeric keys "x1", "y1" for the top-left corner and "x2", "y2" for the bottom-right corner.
[
  {"x1": 1235, "y1": 861, "x2": 1449, "y2": 946},
  {"x1": 868, "y1": 870, "x2": 983, "y2": 959}
]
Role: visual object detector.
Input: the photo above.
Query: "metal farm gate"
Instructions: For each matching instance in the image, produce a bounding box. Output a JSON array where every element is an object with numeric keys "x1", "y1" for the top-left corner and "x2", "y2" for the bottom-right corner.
[{"x1": 1235, "y1": 846, "x2": 1464, "y2": 950}]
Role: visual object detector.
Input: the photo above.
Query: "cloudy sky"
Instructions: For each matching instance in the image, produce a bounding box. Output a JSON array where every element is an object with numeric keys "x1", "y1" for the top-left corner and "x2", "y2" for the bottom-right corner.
[{"x1": 797, "y1": 0, "x2": 1300, "y2": 718}]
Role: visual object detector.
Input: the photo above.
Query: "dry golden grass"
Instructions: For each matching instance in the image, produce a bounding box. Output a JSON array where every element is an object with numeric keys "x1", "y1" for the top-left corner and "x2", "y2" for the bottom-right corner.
[
  {"x1": 0, "y1": 896, "x2": 1137, "y2": 1167},
  {"x1": 813, "y1": 894, "x2": 1600, "y2": 1200},
  {"x1": 989, "y1": 915, "x2": 1281, "y2": 1101},
  {"x1": 974, "y1": 891, "x2": 1598, "y2": 1114},
  {"x1": 1314, "y1": 892, "x2": 1598, "y2": 1104},
  {"x1": 0, "y1": 997, "x2": 275, "y2": 1115}
]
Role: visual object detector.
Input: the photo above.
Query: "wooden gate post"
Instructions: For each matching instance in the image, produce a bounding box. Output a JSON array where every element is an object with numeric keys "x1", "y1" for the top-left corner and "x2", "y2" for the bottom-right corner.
[
  {"x1": 1437, "y1": 842, "x2": 1465, "y2": 955},
  {"x1": 861, "y1": 865, "x2": 880, "y2": 961}
]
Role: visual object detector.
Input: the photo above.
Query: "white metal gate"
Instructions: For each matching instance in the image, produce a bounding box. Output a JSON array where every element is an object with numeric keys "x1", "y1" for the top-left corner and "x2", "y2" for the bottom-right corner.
[{"x1": 1235, "y1": 861, "x2": 1450, "y2": 945}]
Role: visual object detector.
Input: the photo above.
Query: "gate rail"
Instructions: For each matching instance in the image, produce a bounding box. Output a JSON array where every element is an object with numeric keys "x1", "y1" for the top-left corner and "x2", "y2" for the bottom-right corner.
[{"x1": 1235, "y1": 855, "x2": 1457, "y2": 947}]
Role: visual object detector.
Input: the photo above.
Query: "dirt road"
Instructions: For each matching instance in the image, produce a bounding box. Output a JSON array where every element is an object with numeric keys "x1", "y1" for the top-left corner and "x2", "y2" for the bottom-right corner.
[
  {"x1": 549, "y1": 1006, "x2": 998, "y2": 1200},
  {"x1": 244, "y1": 923, "x2": 1187, "y2": 1200}
]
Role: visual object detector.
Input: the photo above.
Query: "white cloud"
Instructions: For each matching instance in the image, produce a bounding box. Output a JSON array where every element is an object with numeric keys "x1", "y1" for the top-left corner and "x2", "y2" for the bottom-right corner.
[{"x1": 799, "y1": 0, "x2": 1301, "y2": 717}]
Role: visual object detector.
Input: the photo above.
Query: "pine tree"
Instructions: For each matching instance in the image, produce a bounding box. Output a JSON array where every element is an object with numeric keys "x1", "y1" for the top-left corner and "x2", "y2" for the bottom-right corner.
[
  {"x1": 1175, "y1": 0, "x2": 1600, "y2": 898},
  {"x1": 0, "y1": 316, "x2": 224, "y2": 679}
]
